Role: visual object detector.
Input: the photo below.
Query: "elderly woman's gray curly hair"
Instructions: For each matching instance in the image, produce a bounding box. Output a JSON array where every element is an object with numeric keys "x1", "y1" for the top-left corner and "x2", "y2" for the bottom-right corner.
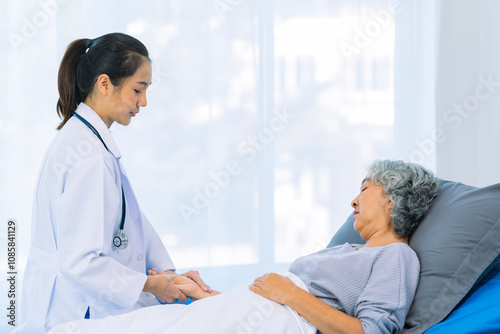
[{"x1": 366, "y1": 159, "x2": 438, "y2": 237}]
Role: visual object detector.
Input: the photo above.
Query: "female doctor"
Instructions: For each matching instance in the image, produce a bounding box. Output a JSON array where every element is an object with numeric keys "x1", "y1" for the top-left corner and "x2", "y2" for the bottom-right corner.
[{"x1": 13, "y1": 33, "x2": 210, "y2": 334}]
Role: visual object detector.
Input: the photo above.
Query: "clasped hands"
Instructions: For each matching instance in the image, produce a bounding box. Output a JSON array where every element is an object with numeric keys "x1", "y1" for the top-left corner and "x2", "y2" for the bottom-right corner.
[
  {"x1": 145, "y1": 269, "x2": 300, "y2": 306},
  {"x1": 145, "y1": 269, "x2": 216, "y2": 303}
]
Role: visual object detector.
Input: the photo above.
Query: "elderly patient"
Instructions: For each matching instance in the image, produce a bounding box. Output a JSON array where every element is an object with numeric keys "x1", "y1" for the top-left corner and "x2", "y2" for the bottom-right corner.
[{"x1": 49, "y1": 160, "x2": 438, "y2": 334}]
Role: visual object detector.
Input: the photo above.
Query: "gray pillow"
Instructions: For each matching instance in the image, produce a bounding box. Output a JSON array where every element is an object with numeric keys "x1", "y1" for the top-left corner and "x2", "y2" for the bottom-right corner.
[
  {"x1": 326, "y1": 212, "x2": 364, "y2": 247},
  {"x1": 327, "y1": 179, "x2": 500, "y2": 333}
]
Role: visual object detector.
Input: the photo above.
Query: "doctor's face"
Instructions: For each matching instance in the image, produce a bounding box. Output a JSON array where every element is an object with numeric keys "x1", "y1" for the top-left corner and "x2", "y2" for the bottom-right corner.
[
  {"x1": 350, "y1": 178, "x2": 392, "y2": 240},
  {"x1": 109, "y1": 59, "x2": 152, "y2": 127}
]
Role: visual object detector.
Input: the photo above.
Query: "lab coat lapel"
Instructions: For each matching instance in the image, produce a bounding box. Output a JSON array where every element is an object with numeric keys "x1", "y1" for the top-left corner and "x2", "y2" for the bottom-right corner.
[{"x1": 74, "y1": 103, "x2": 122, "y2": 159}]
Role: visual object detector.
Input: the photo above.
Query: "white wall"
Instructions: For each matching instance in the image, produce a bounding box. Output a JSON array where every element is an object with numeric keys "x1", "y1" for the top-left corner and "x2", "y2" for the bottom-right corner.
[
  {"x1": 435, "y1": 0, "x2": 500, "y2": 187},
  {"x1": 394, "y1": 0, "x2": 500, "y2": 187}
]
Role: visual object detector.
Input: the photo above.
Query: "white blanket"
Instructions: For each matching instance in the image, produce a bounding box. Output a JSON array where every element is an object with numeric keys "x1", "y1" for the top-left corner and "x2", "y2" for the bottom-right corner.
[{"x1": 48, "y1": 272, "x2": 317, "y2": 334}]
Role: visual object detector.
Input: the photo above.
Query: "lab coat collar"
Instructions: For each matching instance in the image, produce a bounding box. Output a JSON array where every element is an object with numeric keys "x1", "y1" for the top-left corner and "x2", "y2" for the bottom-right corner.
[{"x1": 74, "y1": 103, "x2": 122, "y2": 158}]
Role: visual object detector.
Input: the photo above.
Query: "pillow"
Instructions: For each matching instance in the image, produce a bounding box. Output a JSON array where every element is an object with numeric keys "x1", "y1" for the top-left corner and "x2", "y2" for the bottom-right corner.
[
  {"x1": 326, "y1": 212, "x2": 364, "y2": 247},
  {"x1": 424, "y1": 258, "x2": 500, "y2": 333},
  {"x1": 327, "y1": 179, "x2": 500, "y2": 333}
]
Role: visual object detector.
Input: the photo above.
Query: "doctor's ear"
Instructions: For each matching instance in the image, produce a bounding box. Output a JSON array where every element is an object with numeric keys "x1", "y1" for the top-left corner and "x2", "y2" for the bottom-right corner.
[{"x1": 95, "y1": 74, "x2": 114, "y2": 96}]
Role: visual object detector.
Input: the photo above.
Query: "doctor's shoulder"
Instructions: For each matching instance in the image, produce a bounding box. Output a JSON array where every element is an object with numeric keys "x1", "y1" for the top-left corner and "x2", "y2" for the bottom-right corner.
[{"x1": 48, "y1": 118, "x2": 118, "y2": 179}]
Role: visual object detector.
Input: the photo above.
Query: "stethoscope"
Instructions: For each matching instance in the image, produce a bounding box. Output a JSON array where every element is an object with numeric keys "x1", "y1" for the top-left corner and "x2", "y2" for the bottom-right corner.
[{"x1": 73, "y1": 112, "x2": 128, "y2": 250}]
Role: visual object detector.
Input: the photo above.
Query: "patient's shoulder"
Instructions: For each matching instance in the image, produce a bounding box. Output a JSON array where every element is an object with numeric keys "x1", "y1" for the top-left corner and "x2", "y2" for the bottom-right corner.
[{"x1": 365, "y1": 242, "x2": 420, "y2": 271}]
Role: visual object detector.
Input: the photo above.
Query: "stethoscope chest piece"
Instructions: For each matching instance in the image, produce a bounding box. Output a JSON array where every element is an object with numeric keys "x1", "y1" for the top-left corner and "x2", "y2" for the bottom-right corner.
[{"x1": 113, "y1": 231, "x2": 128, "y2": 249}]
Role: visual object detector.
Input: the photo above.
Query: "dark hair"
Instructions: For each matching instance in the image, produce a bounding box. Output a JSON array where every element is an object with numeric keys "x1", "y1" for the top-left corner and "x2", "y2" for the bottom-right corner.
[{"x1": 56, "y1": 32, "x2": 150, "y2": 130}]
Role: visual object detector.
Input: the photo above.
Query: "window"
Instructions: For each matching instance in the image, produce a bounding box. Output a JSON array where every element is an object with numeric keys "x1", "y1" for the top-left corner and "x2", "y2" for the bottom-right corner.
[{"x1": 1, "y1": 1, "x2": 396, "y2": 298}]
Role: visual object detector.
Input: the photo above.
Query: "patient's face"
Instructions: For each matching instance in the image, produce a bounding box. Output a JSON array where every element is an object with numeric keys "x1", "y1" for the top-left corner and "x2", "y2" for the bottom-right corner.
[{"x1": 351, "y1": 178, "x2": 392, "y2": 240}]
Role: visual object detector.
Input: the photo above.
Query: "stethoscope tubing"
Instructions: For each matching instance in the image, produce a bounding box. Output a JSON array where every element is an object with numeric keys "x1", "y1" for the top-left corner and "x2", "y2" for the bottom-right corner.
[{"x1": 72, "y1": 112, "x2": 127, "y2": 249}]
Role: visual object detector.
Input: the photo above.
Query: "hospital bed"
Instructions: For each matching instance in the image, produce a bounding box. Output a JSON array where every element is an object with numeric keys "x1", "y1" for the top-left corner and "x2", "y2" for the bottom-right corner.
[{"x1": 49, "y1": 178, "x2": 500, "y2": 334}]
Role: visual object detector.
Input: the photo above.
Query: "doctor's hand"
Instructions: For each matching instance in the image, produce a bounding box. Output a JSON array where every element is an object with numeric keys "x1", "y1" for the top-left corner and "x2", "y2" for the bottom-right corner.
[
  {"x1": 149, "y1": 268, "x2": 212, "y2": 293},
  {"x1": 172, "y1": 275, "x2": 220, "y2": 300},
  {"x1": 142, "y1": 274, "x2": 188, "y2": 304},
  {"x1": 179, "y1": 270, "x2": 212, "y2": 293},
  {"x1": 249, "y1": 273, "x2": 300, "y2": 305}
]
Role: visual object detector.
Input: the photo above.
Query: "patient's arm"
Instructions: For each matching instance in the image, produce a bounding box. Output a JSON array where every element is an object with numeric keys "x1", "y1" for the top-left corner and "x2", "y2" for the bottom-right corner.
[
  {"x1": 151, "y1": 269, "x2": 212, "y2": 293},
  {"x1": 250, "y1": 273, "x2": 363, "y2": 334},
  {"x1": 149, "y1": 269, "x2": 220, "y2": 300},
  {"x1": 173, "y1": 275, "x2": 220, "y2": 300},
  {"x1": 142, "y1": 273, "x2": 187, "y2": 304}
]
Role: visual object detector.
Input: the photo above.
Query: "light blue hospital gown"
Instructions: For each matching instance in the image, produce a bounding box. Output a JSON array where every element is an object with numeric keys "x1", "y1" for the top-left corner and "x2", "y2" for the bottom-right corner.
[{"x1": 289, "y1": 242, "x2": 420, "y2": 334}]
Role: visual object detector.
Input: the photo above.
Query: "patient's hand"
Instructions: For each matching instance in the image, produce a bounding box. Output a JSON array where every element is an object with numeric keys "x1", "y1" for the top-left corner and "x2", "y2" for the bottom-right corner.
[{"x1": 249, "y1": 273, "x2": 299, "y2": 305}]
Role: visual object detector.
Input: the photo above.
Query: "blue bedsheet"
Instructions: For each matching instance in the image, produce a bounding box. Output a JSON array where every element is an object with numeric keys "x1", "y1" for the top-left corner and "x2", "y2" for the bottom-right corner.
[{"x1": 425, "y1": 260, "x2": 500, "y2": 333}]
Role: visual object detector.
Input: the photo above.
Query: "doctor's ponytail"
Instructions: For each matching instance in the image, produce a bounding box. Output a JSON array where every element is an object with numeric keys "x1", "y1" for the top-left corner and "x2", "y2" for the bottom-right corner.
[
  {"x1": 56, "y1": 38, "x2": 90, "y2": 130},
  {"x1": 56, "y1": 33, "x2": 150, "y2": 130}
]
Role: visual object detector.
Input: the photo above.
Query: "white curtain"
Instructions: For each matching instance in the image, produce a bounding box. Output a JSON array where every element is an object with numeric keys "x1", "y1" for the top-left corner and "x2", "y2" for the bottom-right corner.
[
  {"x1": 394, "y1": 0, "x2": 500, "y2": 187},
  {"x1": 2, "y1": 0, "x2": 398, "y2": 329},
  {"x1": 394, "y1": 0, "x2": 438, "y2": 171}
]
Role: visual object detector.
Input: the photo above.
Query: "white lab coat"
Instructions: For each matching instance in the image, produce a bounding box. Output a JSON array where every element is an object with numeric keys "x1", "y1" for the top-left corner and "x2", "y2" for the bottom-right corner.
[{"x1": 12, "y1": 103, "x2": 175, "y2": 334}]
